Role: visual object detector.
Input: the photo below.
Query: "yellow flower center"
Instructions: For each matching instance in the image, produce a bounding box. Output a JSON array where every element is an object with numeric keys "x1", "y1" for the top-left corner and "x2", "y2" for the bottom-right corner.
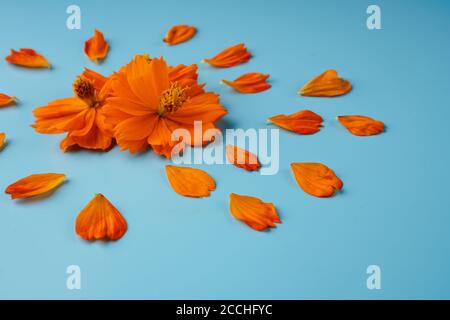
[
  {"x1": 158, "y1": 82, "x2": 187, "y2": 115},
  {"x1": 143, "y1": 53, "x2": 152, "y2": 62},
  {"x1": 73, "y1": 76, "x2": 97, "y2": 107}
]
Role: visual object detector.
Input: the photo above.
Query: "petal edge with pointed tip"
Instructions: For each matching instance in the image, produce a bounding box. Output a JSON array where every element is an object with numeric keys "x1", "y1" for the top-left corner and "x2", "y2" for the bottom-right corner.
[
  {"x1": 165, "y1": 165, "x2": 215, "y2": 197},
  {"x1": 291, "y1": 162, "x2": 343, "y2": 198},
  {"x1": 5, "y1": 48, "x2": 50, "y2": 68},
  {"x1": 163, "y1": 25, "x2": 197, "y2": 45},
  {"x1": 75, "y1": 194, "x2": 127, "y2": 241},
  {"x1": 222, "y1": 73, "x2": 271, "y2": 93},
  {"x1": 299, "y1": 69, "x2": 351, "y2": 97},
  {"x1": 84, "y1": 30, "x2": 109, "y2": 63},
  {"x1": 204, "y1": 43, "x2": 251, "y2": 68},
  {"x1": 337, "y1": 115, "x2": 385, "y2": 136},
  {"x1": 0, "y1": 133, "x2": 5, "y2": 150},
  {"x1": 226, "y1": 145, "x2": 260, "y2": 171},
  {"x1": 5, "y1": 173, "x2": 66, "y2": 199},
  {"x1": 268, "y1": 110, "x2": 323, "y2": 135},
  {"x1": 0, "y1": 93, "x2": 16, "y2": 107},
  {"x1": 229, "y1": 193, "x2": 280, "y2": 231}
]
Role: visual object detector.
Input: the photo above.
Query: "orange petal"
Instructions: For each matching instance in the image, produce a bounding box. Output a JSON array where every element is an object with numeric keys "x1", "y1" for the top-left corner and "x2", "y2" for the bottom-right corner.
[
  {"x1": 268, "y1": 110, "x2": 323, "y2": 135},
  {"x1": 291, "y1": 162, "x2": 343, "y2": 198},
  {"x1": 5, "y1": 173, "x2": 66, "y2": 200},
  {"x1": 163, "y1": 25, "x2": 197, "y2": 45},
  {"x1": 337, "y1": 115, "x2": 385, "y2": 136},
  {"x1": 75, "y1": 194, "x2": 127, "y2": 241},
  {"x1": 226, "y1": 145, "x2": 260, "y2": 171},
  {"x1": 82, "y1": 68, "x2": 108, "y2": 93},
  {"x1": 229, "y1": 193, "x2": 280, "y2": 231},
  {"x1": 5, "y1": 48, "x2": 50, "y2": 68},
  {"x1": 222, "y1": 72, "x2": 271, "y2": 93},
  {"x1": 0, "y1": 132, "x2": 5, "y2": 150},
  {"x1": 0, "y1": 93, "x2": 16, "y2": 107},
  {"x1": 84, "y1": 30, "x2": 109, "y2": 63},
  {"x1": 165, "y1": 165, "x2": 215, "y2": 197},
  {"x1": 203, "y1": 43, "x2": 251, "y2": 68},
  {"x1": 169, "y1": 64, "x2": 199, "y2": 82},
  {"x1": 299, "y1": 69, "x2": 351, "y2": 97}
]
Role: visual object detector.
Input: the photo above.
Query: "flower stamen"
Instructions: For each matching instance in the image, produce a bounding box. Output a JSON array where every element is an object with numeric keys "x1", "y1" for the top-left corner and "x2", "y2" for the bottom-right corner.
[
  {"x1": 143, "y1": 53, "x2": 152, "y2": 62},
  {"x1": 158, "y1": 82, "x2": 187, "y2": 115},
  {"x1": 73, "y1": 76, "x2": 97, "y2": 107}
]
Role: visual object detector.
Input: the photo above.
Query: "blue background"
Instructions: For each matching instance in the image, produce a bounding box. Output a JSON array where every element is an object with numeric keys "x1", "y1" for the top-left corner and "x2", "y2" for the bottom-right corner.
[{"x1": 0, "y1": 0, "x2": 449, "y2": 299}]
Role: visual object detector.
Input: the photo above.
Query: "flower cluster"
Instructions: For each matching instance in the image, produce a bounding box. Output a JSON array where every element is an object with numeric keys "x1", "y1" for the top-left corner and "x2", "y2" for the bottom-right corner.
[{"x1": 1, "y1": 27, "x2": 385, "y2": 241}]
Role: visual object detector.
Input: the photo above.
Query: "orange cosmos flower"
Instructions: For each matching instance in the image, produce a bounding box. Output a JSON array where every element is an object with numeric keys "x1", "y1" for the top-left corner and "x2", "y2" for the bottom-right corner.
[
  {"x1": 5, "y1": 173, "x2": 66, "y2": 200},
  {"x1": 222, "y1": 72, "x2": 271, "y2": 93},
  {"x1": 0, "y1": 93, "x2": 16, "y2": 107},
  {"x1": 291, "y1": 162, "x2": 343, "y2": 198},
  {"x1": 5, "y1": 48, "x2": 50, "y2": 68},
  {"x1": 203, "y1": 43, "x2": 251, "y2": 68},
  {"x1": 32, "y1": 68, "x2": 114, "y2": 151},
  {"x1": 75, "y1": 194, "x2": 127, "y2": 241},
  {"x1": 165, "y1": 165, "x2": 215, "y2": 197},
  {"x1": 337, "y1": 115, "x2": 385, "y2": 136},
  {"x1": 0, "y1": 132, "x2": 5, "y2": 150},
  {"x1": 268, "y1": 110, "x2": 323, "y2": 135},
  {"x1": 229, "y1": 193, "x2": 280, "y2": 231},
  {"x1": 299, "y1": 69, "x2": 351, "y2": 97},
  {"x1": 226, "y1": 145, "x2": 260, "y2": 171},
  {"x1": 84, "y1": 30, "x2": 109, "y2": 63},
  {"x1": 103, "y1": 55, "x2": 227, "y2": 158},
  {"x1": 163, "y1": 25, "x2": 197, "y2": 45}
]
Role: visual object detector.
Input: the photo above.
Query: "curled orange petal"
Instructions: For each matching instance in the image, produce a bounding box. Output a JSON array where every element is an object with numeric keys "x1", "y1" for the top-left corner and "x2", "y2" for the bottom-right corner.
[
  {"x1": 229, "y1": 193, "x2": 280, "y2": 231},
  {"x1": 222, "y1": 72, "x2": 271, "y2": 93},
  {"x1": 163, "y1": 25, "x2": 197, "y2": 45},
  {"x1": 84, "y1": 30, "x2": 109, "y2": 63},
  {"x1": 165, "y1": 165, "x2": 215, "y2": 197},
  {"x1": 5, "y1": 173, "x2": 66, "y2": 200},
  {"x1": 75, "y1": 194, "x2": 127, "y2": 241},
  {"x1": 268, "y1": 110, "x2": 323, "y2": 135},
  {"x1": 337, "y1": 115, "x2": 385, "y2": 136},
  {"x1": 5, "y1": 48, "x2": 50, "y2": 68},
  {"x1": 299, "y1": 69, "x2": 351, "y2": 97},
  {"x1": 203, "y1": 43, "x2": 251, "y2": 68},
  {"x1": 291, "y1": 162, "x2": 343, "y2": 198},
  {"x1": 0, "y1": 132, "x2": 5, "y2": 150},
  {"x1": 0, "y1": 93, "x2": 16, "y2": 107},
  {"x1": 226, "y1": 145, "x2": 260, "y2": 171}
]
